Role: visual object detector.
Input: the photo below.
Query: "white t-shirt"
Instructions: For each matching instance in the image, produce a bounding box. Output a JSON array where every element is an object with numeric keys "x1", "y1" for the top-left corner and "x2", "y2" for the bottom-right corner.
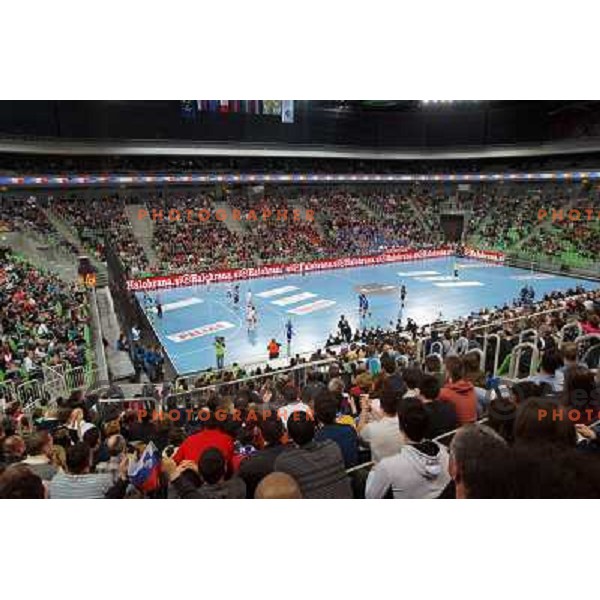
[
  {"x1": 360, "y1": 415, "x2": 403, "y2": 463},
  {"x1": 278, "y1": 401, "x2": 311, "y2": 427},
  {"x1": 23, "y1": 356, "x2": 34, "y2": 372}
]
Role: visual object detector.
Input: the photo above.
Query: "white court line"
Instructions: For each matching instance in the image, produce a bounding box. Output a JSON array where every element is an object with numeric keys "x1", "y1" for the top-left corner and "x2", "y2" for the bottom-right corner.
[
  {"x1": 510, "y1": 274, "x2": 555, "y2": 281},
  {"x1": 149, "y1": 297, "x2": 203, "y2": 313},
  {"x1": 415, "y1": 275, "x2": 457, "y2": 282},
  {"x1": 358, "y1": 285, "x2": 397, "y2": 292},
  {"x1": 256, "y1": 285, "x2": 299, "y2": 298},
  {"x1": 287, "y1": 299, "x2": 337, "y2": 315},
  {"x1": 397, "y1": 270, "x2": 440, "y2": 277},
  {"x1": 433, "y1": 281, "x2": 485, "y2": 288},
  {"x1": 271, "y1": 292, "x2": 317, "y2": 306}
]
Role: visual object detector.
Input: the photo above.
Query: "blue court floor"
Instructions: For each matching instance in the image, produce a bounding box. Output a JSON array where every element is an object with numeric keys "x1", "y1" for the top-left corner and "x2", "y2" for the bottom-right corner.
[{"x1": 135, "y1": 256, "x2": 598, "y2": 375}]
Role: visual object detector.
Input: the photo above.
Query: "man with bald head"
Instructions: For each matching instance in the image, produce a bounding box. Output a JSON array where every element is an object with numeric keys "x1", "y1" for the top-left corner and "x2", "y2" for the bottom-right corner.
[{"x1": 255, "y1": 472, "x2": 302, "y2": 499}]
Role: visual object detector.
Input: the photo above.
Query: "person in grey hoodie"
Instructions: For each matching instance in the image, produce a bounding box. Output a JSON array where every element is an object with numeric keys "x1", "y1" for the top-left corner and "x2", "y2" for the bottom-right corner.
[{"x1": 365, "y1": 398, "x2": 450, "y2": 499}]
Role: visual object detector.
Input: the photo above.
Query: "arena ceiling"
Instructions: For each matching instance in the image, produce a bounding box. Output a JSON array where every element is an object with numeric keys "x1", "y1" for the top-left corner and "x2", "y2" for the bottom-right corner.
[{"x1": 1, "y1": 101, "x2": 600, "y2": 158}]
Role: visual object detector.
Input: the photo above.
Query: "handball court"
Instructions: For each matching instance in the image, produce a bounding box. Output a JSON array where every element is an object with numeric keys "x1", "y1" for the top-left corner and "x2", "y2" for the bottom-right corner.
[{"x1": 134, "y1": 256, "x2": 597, "y2": 375}]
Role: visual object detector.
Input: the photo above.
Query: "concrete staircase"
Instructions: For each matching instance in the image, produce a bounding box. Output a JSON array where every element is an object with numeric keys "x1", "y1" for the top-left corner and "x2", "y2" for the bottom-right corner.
[
  {"x1": 213, "y1": 201, "x2": 247, "y2": 235},
  {"x1": 357, "y1": 194, "x2": 438, "y2": 241},
  {"x1": 0, "y1": 230, "x2": 79, "y2": 282},
  {"x1": 95, "y1": 287, "x2": 135, "y2": 381},
  {"x1": 42, "y1": 207, "x2": 109, "y2": 286},
  {"x1": 124, "y1": 204, "x2": 159, "y2": 268},
  {"x1": 404, "y1": 195, "x2": 438, "y2": 239}
]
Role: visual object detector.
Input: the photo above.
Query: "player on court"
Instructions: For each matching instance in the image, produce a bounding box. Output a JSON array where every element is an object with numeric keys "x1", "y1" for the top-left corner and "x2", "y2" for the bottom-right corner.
[
  {"x1": 246, "y1": 302, "x2": 252, "y2": 331},
  {"x1": 400, "y1": 284, "x2": 407, "y2": 308},
  {"x1": 285, "y1": 318, "x2": 294, "y2": 355},
  {"x1": 453, "y1": 261, "x2": 459, "y2": 278},
  {"x1": 246, "y1": 289, "x2": 252, "y2": 308},
  {"x1": 358, "y1": 293, "x2": 367, "y2": 319},
  {"x1": 247, "y1": 303, "x2": 258, "y2": 332}
]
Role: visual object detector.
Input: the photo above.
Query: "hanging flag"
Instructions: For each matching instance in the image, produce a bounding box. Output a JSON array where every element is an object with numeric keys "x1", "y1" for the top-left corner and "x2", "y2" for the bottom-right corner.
[
  {"x1": 282, "y1": 100, "x2": 294, "y2": 123},
  {"x1": 180, "y1": 101, "x2": 196, "y2": 120},
  {"x1": 128, "y1": 441, "x2": 161, "y2": 492},
  {"x1": 263, "y1": 100, "x2": 282, "y2": 116}
]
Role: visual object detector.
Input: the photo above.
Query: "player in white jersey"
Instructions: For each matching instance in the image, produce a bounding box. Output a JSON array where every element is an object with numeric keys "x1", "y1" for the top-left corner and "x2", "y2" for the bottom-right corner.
[{"x1": 247, "y1": 304, "x2": 258, "y2": 332}]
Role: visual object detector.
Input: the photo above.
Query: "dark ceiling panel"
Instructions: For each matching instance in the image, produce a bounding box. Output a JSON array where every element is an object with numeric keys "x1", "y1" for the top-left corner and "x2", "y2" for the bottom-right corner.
[{"x1": 0, "y1": 101, "x2": 598, "y2": 150}]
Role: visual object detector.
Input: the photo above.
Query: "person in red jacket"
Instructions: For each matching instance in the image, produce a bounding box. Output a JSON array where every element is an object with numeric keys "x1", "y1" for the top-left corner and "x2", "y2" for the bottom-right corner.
[
  {"x1": 173, "y1": 411, "x2": 235, "y2": 469},
  {"x1": 438, "y1": 356, "x2": 477, "y2": 425}
]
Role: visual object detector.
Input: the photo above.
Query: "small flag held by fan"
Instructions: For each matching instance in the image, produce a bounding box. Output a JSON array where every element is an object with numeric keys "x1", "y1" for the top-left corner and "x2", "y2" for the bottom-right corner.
[{"x1": 128, "y1": 441, "x2": 161, "y2": 492}]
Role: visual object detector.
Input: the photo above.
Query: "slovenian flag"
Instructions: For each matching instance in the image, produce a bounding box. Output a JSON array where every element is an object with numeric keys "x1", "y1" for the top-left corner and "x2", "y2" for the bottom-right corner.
[{"x1": 128, "y1": 441, "x2": 161, "y2": 492}]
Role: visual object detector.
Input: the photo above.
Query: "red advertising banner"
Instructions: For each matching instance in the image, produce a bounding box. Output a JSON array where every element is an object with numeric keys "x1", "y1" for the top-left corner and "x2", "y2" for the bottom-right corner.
[
  {"x1": 126, "y1": 246, "x2": 503, "y2": 292},
  {"x1": 463, "y1": 248, "x2": 505, "y2": 263}
]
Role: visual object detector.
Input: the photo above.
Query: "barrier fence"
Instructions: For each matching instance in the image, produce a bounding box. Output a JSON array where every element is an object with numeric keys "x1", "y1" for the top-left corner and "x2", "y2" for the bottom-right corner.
[
  {"x1": 170, "y1": 357, "x2": 338, "y2": 405},
  {"x1": 0, "y1": 363, "x2": 101, "y2": 417},
  {"x1": 419, "y1": 292, "x2": 600, "y2": 375}
]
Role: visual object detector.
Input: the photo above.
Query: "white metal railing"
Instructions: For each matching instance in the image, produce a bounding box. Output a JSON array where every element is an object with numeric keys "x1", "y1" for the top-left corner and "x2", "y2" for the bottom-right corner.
[
  {"x1": 89, "y1": 288, "x2": 109, "y2": 385},
  {"x1": 42, "y1": 364, "x2": 68, "y2": 399},
  {"x1": 576, "y1": 334, "x2": 600, "y2": 368},
  {"x1": 508, "y1": 342, "x2": 539, "y2": 379},
  {"x1": 560, "y1": 322, "x2": 583, "y2": 342},
  {"x1": 3, "y1": 363, "x2": 101, "y2": 418},
  {"x1": 436, "y1": 291, "x2": 595, "y2": 337},
  {"x1": 417, "y1": 295, "x2": 594, "y2": 377},
  {"x1": 172, "y1": 356, "x2": 338, "y2": 400}
]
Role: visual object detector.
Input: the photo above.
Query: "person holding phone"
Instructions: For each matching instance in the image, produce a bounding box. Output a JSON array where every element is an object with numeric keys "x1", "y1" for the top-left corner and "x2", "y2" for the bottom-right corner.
[{"x1": 358, "y1": 389, "x2": 404, "y2": 463}]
